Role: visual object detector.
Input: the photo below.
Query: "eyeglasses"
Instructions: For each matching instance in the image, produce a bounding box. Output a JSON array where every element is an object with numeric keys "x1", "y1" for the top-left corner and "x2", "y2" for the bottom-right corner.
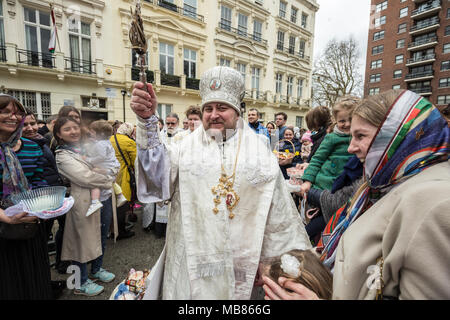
[
  {"x1": 0, "y1": 109, "x2": 26, "y2": 119},
  {"x1": 166, "y1": 122, "x2": 177, "y2": 125}
]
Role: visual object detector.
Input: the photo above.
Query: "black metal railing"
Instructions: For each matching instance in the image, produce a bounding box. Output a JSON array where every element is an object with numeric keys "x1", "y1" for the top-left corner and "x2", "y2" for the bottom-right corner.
[
  {"x1": 407, "y1": 53, "x2": 436, "y2": 64},
  {"x1": 131, "y1": 67, "x2": 155, "y2": 83},
  {"x1": 411, "y1": 0, "x2": 441, "y2": 16},
  {"x1": 276, "y1": 46, "x2": 310, "y2": 61},
  {"x1": 405, "y1": 70, "x2": 434, "y2": 79},
  {"x1": 218, "y1": 22, "x2": 268, "y2": 45},
  {"x1": 64, "y1": 57, "x2": 96, "y2": 74},
  {"x1": 408, "y1": 36, "x2": 437, "y2": 48},
  {"x1": 17, "y1": 49, "x2": 55, "y2": 68},
  {"x1": 410, "y1": 16, "x2": 440, "y2": 32},
  {"x1": 144, "y1": 0, "x2": 204, "y2": 22},
  {"x1": 409, "y1": 87, "x2": 432, "y2": 94},
  {"x1": 0, "y1": 46, "x2": 6, "y2": 62},
  {"x1": 186, "y1": 77, "x2": 199, "y2": 90},
  {"x1": 161, "y1": 73, "x2": 180, "y2": 87},
  {"x1": 256, "y1": 91, "x2": 264, "y2": 100}
]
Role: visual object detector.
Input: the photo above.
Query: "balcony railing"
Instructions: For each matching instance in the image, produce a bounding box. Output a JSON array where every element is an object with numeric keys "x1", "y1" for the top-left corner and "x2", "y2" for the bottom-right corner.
[
  {"x1": 406, "y1": 53, "x2": 436, "y2": 64},
  {"x1": 409, "y1": 87, "x2": 432, "y2": 94},
  {"x1": 145, "y1": 0, "x2": 204, "y2": 22},
  {"x1": 411, "y1": 0, "x2": 441, "y2": 17},
  {"x1": 410, "y1": 16, "x2": 440, "y2": 32},
  {"x1": 408, "y1": 36, "x2": 438, "y2": 48},
  {"x1": 131, "y1": 67, "x2": 155, "y2": 83},
  {"x1": 276, "y1": 45, "x2": 310, "y2": 61},
  {"x1": 0, "y1": 46, "x2": 6, "y2": 62},
  {"x1": 405, "y1": 70, "x2": 434, "y2": 80},
  {"x1": 65, "y1": 57, "x2": 96, "y2": 74},
  {"x1": 218, "y1": 22, "x2": 268, "y2": 45},
  {"x1": 161, "y1": 73, "x2": 180, "y2": 87},
  {"x1": 186, "y1": 77, "x2": 200, "y2": 90},
  {"x1": 16, "y1": 49, "x2": 55, "y2": 68}
]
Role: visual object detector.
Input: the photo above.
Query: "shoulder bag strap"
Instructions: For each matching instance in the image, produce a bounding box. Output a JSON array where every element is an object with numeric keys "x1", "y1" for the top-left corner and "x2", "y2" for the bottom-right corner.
[{"x1": 114, "y1": 134, "x2": 132, "y2": 170}]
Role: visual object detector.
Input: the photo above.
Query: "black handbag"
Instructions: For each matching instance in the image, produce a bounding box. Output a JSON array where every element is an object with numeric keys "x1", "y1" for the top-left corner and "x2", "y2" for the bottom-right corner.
[
  {"x1": 114, "y1": 134, "x2": 137, "y2": 202},
  {"x1": 0, "y1": 221, "x2": 39, "y2": 240}
]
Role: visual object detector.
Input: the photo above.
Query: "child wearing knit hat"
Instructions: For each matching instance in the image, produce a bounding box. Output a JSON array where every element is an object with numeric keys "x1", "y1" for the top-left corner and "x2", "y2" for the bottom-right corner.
[{"x1": 300, "y1": 131, "x2": 312, "y2": 162}]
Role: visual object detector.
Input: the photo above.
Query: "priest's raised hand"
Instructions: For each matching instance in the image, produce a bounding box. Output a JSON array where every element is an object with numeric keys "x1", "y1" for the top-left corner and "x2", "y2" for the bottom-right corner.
[{"x1": 130, "y1": 82, "x2": 158, "y2": 119}]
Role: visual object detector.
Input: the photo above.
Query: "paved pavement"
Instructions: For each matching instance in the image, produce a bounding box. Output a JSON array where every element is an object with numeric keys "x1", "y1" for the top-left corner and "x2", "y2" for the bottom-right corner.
[{"x1": 50, "y1": 208, "x2": 165, "y2": 300}]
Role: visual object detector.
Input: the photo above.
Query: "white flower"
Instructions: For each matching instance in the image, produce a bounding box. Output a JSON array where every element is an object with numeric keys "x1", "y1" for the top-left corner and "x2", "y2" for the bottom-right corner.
[{"x1": 280, "y1": 254, "x2": 301, "y2": 278}]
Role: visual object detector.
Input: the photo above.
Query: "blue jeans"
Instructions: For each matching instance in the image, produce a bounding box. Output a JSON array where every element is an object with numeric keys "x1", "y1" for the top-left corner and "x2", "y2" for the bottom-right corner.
[{"x1": 72, "y1": 197, "x2": 113, "y2": 285}]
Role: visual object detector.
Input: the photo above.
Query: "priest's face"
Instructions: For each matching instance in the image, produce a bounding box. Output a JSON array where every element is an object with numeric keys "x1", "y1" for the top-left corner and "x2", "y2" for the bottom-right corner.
[{"x1": 202, "y1": 102, "x2": 239, "y2": 138}]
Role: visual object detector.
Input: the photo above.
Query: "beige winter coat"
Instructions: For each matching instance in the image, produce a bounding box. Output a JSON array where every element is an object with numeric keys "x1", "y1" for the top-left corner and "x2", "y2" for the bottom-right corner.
[
  {"x1": 56, "y1": 148, "x2": 116, "y2": 263},
  {"x1": 333, "y1": 160, "x2": 450, "y2": 300}
]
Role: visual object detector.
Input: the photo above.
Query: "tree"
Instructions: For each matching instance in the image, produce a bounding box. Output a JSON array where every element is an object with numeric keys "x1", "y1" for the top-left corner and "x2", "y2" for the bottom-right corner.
[{"x1": 312, "y1": 37, "x2": 363, "y2": 107}]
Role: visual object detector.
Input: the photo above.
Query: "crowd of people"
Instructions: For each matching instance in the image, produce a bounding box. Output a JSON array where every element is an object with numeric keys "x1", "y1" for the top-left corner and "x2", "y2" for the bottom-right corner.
[{"x1": 0, "y1": 64, "x2": 449, "y2": 300}]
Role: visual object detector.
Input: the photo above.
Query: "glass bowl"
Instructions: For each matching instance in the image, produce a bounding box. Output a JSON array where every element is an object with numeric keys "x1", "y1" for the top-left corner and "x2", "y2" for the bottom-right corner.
[{"x1": 9, "y1": 186, "x2": 67, "y2": 212}]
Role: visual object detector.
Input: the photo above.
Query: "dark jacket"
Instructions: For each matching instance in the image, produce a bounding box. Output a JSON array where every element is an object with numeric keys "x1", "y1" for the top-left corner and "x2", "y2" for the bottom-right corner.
[{"x1": 307, "y1": 126, "x2": 327, "y2": 163}]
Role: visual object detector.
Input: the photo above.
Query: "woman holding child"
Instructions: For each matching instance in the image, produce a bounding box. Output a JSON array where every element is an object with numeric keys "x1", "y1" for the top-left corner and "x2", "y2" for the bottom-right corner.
[{"x1": 263, "y1": 90, "x2": 450, "y2": 299}]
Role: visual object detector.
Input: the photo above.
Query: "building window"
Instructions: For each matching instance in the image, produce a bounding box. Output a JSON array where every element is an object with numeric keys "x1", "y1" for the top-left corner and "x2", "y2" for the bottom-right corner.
[
  {"x1": 441, "y1": 61, "x2": 450, "y2": 71},
  {"x1": 183, "y1": 48, "x2": 196, "y2": 79},
  {"x1": 374, "y1": 16, "x2": 386, "y2": 27},
  {"x1": 399, "y1": 7, "x2": 408, "y2": 18},
  {"x1": 371, "y1": 59, "x2": 382, "y2": 69},
  {"x1": 437, "y1": 95, "x2": 450, "y2": 105},
  {"x1": 253, "y1": 19, "x2": 263, "y2": 42},
  {"x1": 397, "y1": 39, "x2": 405, "y2": 48},
  {"x1": 157, "y1": 103, "x2": 172, "y2": 120},
  {"x1": 393, "y1": 70, "x2": 402, "y2": 79},
  {"x1": 183, "y1": 0, "x2": 197, "y2": 19},
  {"x1": 289, "y1": 36, "x2": 296, "y2": 54},
  {"x1": 296, "y1": 116, "x2": 303, "y2": 128},
  {"x1": 68, "y1": 19, "x2": 92, "y2": 73},
  {"x1": 444, "y1": 43, "x2": 450, "y2": 54},
  {"x1": 447, "y1": 8, "x2": 450, "y2": 19},
  {"x1": 299, "y1": 39, "x2": 306, "y2": 58},
  {"x1": 372, "y1": 45, "x2": 384, "y2": 55},
  {"x1": 297, "y1": 79, "x2": 304, "y2": 98},
  {"x1": 301, "y1": 13, "x2": 308, "y2": 28},
  {"x1": 446, "y1": 25, "x2": 450, "y2": 36},
  {"x1": 159, "y1": 42, "x2": 174, "y2": 74},
  {"x1": 220, "y1": 58, "x2": 231, "y2": 67},
  {"x1": 287, "y1": 76, "x2": 293, "y2": 96},
  {"x1": 279, "y1": 1, "x2": 287, "y2": 18},
  {"x1": 251, "y1": 67, "x2": 260, "y2": 90},
  {"x1": 8, "y1": 90, "x2": 51, "y2": 120},
  {"x1": 375, "y1": 1, "x2": 387, "y2": 13},
  {"x1": 0, "y1": 2, "x2": 6, "y2": 61},
  {"x1": 398, "y1": 23, "x2": 407, "y2": 33},
  {"x1": 439, "y1": 77, "x2": 450, "y2": 88},
  {"x1": 238, "y1": 13, "x2": 248, "y2": 36},
  {"x1": 370, "y1": 73, "x2": 381, "y2": 83},
  {"x1": 276, "y1": 73, "x2": 283, "y2": 93},
  {"x1": 395, "y1": 54, "x2": 404, "y2": 64},
  {"x1": 277, "y1": 31, "x2": 285, "y2": 50},
  {"x1": 369, "y1": 88, "x2": 380, "y2": 95},
  {"x1": 236, "y1": 63, "x2": 246, "y2": 82},
  {"x1": 373, "y1": 30, "x2": 385, "y2": 41},
  {"x1": 291, "y1": 7, "x2": 298, "y2": 23},
  {"x1": 392, "y1": 84, "x2": 401, "y2": 90},
  {"x1": 220, "y1": 5, "x2": 232, "y2": 31}
]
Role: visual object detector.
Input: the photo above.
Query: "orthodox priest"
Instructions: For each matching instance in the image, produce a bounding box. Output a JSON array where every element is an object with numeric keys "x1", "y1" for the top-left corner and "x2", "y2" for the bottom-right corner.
[{"x1": 131, "y1": 66, "x2": 311, "y2": 299}]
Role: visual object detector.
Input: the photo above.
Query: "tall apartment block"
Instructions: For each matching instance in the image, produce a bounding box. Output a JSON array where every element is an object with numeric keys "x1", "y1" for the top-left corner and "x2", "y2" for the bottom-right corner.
[{"x1": 364, "y1": 0, "x2": 450, "y2": 114}]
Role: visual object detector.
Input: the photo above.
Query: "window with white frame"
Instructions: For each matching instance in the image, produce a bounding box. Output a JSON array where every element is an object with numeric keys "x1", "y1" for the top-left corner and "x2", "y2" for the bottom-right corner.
[
  {"x1": 398, "y1": 23, "x2": 407, "y2": 33},
  {"x1": 397, "y1": 39, "x2": 405, "y2": 48},
  {"x1": 277, "y1": 31, "x2": 285, "y2": 50},
  {"x1": 68, "y1": 19, "x2": 92, "y2": 73},
  {"x1": 439, "y1": 77, "x2": 450, "y2": 88},
  {"x1": 238, "y1": 13, "x2": 248, "y2": 36},
  {"x1": 392, "y1": 84, "x2": 401, "y2": 90},
  {"x1": 236, "y1": 63, "x2": 246, "y2": 82},
  {"x1": 296, "y1": 116, "x2": 303, "y2": 128},
  {"x1": 183, "y1": 0, "x2": 197, "y2": 19},
  {"x1": 393, "y1": 69, "x2": 402, "y2": 79},
  {"x1": 279, "y1": 1, "x2": 287, "y2": 18},
  {"x1": 369, "y1": 88, "x2": 380, "y2": 95},
  {"x1": 24, "y1": 7, "x2": 53, "y2": 67},
  {"x1": 0, "y1": 1, "x2": 4, "y2": 61},
  {"x1": 159, "y1": 42, "x2": 174, "y2": 74},
  {"x1": 183, "y1": 48, "x2": 196, "y2": 79},
  {"x1": 373, "y1": 30, "x2": 385, "y2": 41},
  {"x1": 299, "y1": 39, "x2": 306, "y2": 58},
  {"x1": 375, "y1": 1, "x2": 387, "y2": 13},
  {"x1": 372, "y1": 44, "x2": 384, "y2": 55},
  {"x1": 289, "y1": 36, "x2": 296, "y2": 54},
  {"x1": 291, "y1": 7, "x2": 298, "y2": 23},
  {"x1": 276, "y1": 73, "x2": 283, "y2": 93},
  {"x1": 395, "y1": 54, "x2": 404, "y2": 64},
  {"x1": 297, "y1": 79, "x2": 303, "y2": 98},
  {"x1": 157, "y1": 103, "x2": 172, "y2": 120},
  {"x1": 220, "y1": 5, "x2": 232, "y2": 30},
  {"x1": 287, "y1": 76, "x2": 293, "y2": 96},
  {"x1": 444, "y1": 43, "x2": 450, "y2": 54},
  {"x1": 301, "y1": 13, "x2": 308, "y2": 28},
  {"x1": 371, "y1": 59, "x2": 382, "y2": 69},
  {"x1": 253, "y1": 19, "x2": 262, "y2": 42},
  {"x1": 437, "y1": 95, "x2": 450, "y2": 105},
  {"x1": 399, "y1": 7, "x2": 408, "y2": 18},
  {"x1": 8, "y1": 90, "x2": 52, "y2": 120},
  {"x1": 374, "y1": 16, "x2": 386, "y2": 27},
  {"x1": 370, "y1": 73, "x2": 381, "y2": 83},
  {"x1": 251, "y1": 67, "x2": 260, "y2": 91},
  {"x1": 220, "y1": 58, "x2": 231, "y2": 67}
]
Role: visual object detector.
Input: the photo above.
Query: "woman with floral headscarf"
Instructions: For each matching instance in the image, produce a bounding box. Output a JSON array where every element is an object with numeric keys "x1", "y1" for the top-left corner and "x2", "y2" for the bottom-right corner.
[
  {"x1": 263, "y1": 90, "x2": 450, "y2": 300},
  {"x1": 0, "y1": 94, "x2": 53, "y2": 299}
]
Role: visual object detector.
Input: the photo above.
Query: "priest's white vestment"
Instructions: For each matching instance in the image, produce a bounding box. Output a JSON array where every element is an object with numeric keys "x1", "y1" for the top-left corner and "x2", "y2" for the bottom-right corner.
[{"x1": 136, "y1": 116, "x2": 311, "y2": 299}]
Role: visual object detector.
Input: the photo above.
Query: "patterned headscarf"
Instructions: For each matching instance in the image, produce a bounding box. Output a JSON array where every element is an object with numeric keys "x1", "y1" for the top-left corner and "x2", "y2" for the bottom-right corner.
[
  {"x1": 116, "y1": 122, "x2": 134, "y2": 137},
  {"x1": 0, "y1": 95, "x2": 30, "y2": 198},
  {"x1": 318, "y1": 90, "x2": 450, "y2": 269}
]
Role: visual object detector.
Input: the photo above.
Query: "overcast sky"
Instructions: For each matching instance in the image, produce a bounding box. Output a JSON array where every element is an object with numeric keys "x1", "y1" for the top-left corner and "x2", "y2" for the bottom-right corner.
[{"x1": 313, "y1": 0, "x2": 372, "y2": 77}]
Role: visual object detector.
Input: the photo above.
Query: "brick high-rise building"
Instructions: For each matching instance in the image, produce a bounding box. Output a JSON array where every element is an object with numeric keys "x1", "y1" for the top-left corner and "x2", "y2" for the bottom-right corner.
[{"x1": 364, "y1": 0, "x2": 450, "y2": 114}]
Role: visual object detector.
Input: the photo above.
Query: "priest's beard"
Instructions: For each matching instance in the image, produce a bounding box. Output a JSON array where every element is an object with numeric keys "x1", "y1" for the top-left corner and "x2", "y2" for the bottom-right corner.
[{"x1": 205, "y1": 119, "x2": 243, "y2": 142}]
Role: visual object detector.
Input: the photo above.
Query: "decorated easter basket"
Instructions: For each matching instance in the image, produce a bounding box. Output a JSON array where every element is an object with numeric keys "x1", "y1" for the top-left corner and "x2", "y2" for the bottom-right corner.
[{"x1": 273, "y1": 139, "x2": 296, "y2": 160}]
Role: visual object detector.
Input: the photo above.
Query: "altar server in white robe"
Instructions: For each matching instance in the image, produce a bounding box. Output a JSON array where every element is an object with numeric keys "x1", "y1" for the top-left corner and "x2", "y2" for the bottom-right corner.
[{"x1": 130, "y1": 66, "x2": 311, "y2": 300}]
